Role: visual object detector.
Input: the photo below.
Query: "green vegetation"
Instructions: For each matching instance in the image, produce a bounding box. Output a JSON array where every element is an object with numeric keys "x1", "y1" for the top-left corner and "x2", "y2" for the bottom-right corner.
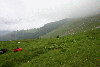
[
  {"x1": 0, "y1": 18, "x2": 71, "y2": 41},
  {"x1": 0, "y1": 14, "x2": 100, "y2": 67},
  {"x1": 0, "y1": 27, "x2": 100, "y2": 67},
  {"x1": 40, "y1": 14, "x2": 100, "y2": 39}
]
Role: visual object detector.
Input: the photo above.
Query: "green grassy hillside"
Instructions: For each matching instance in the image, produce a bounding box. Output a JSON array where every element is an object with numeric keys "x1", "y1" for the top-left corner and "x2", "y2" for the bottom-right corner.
[
  {"x1": 0, "y1": 26, "x2": 100, "y2": 67},
  {"x1": 40, "y1": 14, "x2": 100, "y2": 39}
]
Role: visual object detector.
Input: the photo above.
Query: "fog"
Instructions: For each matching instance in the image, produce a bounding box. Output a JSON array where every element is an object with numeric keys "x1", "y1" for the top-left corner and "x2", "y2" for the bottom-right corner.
[{"x1": 0, "y1": 0, "x2": 100, "y2": 31}]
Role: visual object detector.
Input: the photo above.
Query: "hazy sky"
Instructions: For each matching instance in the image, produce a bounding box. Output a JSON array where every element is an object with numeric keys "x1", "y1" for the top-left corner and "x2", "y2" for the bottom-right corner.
[{"x1": 0, "y1": 0, "x2": 100, "y2": 31}]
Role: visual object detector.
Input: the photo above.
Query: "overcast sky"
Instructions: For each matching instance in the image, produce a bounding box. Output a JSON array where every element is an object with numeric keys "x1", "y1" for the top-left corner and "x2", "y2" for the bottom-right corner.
[{"x1": 0, "y1": 0, "x2": 100, "y2": 31}]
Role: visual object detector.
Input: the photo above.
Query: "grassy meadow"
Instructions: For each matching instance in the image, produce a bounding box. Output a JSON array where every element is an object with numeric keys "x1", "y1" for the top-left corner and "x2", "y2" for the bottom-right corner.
[{"x1": 0, "y1": 26, "x2": 100, "y2": 67}]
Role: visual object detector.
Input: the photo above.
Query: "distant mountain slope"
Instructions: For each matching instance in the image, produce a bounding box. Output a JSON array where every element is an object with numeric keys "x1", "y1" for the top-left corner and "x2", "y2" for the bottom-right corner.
[
  {"x1": 0, "y1": 14, "x2": 99, "y2": 41},
  {"x1": 0, "y1": 28, "x2": 40, "y2": 41},
  {"x1": 40, "y1": 14, "x2": 100, "y2": 39},
  {"x1": 0, "y1": 30, "x2": 12, "y2": 36},
  {"x1": 0, "y1": 18, "x2": 71, "y2": 41}
]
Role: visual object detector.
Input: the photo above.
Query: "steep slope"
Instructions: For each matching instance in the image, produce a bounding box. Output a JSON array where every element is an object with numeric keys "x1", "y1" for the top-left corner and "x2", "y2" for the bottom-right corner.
[{"x1": 40, "y1": 14, "x2": 100, "y2": 39}]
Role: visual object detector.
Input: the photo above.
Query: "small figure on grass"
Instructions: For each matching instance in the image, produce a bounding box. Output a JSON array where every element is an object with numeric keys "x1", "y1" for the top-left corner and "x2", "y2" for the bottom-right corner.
[
  {"x1": 16, "y1": 47, "x2": 19, "y2": 49},
  {"x1": 57, "y1": 35, "x2": 59, "y2": 38}
]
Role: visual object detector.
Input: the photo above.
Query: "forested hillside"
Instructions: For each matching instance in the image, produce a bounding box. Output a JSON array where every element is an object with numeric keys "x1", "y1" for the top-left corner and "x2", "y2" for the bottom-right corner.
[
  {"x1": 0, "y1": 18, "x2": 71, "y2": 41},
  {"x1": 0, "y1": 14, "x2": 100, "y2": 41},
  {"x1": 40, "y1": 14, "x2": 100, "y2": 39}
]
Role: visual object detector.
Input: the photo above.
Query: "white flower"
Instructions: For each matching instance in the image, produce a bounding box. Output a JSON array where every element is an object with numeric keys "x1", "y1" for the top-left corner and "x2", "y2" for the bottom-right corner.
[{"x1": 18, "y1": 42, "x2": 20, "y2": 43}]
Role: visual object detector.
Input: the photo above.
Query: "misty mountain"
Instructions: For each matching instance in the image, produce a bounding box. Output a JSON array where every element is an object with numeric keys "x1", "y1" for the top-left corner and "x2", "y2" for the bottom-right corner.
[
  {"x1": 0, "y1": 18, "x2": 71, "y2": 41},
  {"x1": 40, "y1": 14, "x2": 100, "y2": 39},
  {"x1": 0, "y1": 14, "x2": 100, "y2": 41},
  {"x1": 0, "y1": 30, "x2": 13, "y2": 36}
]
